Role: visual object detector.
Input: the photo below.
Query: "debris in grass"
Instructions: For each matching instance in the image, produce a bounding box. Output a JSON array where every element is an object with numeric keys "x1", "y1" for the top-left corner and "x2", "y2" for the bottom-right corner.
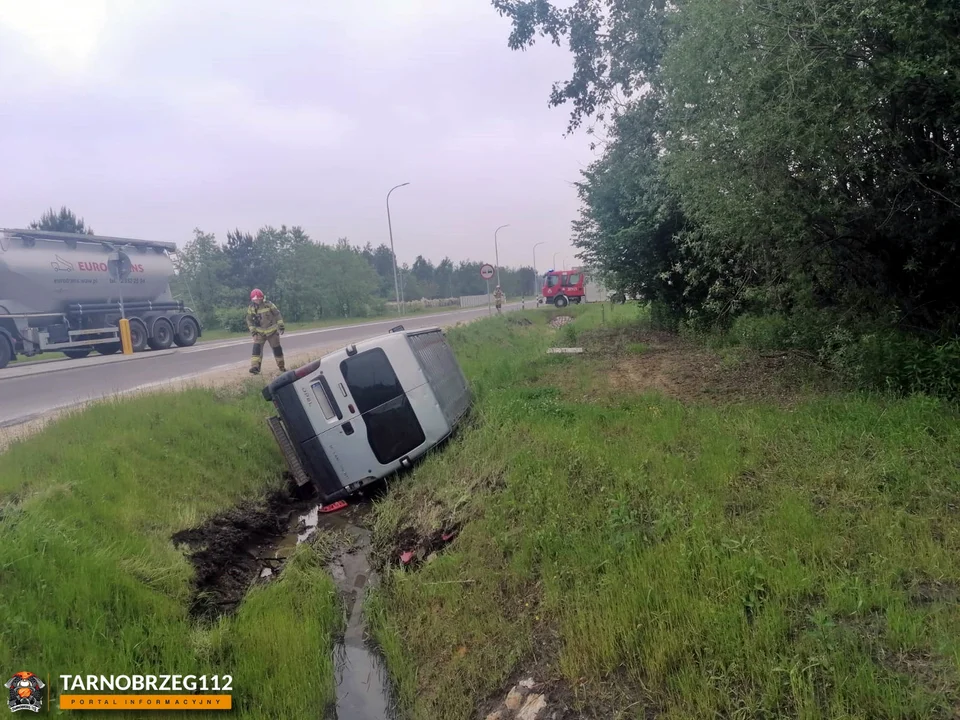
[
  {"x1": 486, "y1": 679, "x2": 549, "y2": 720},
  {"x1": 546, "y1": 347, "x2": 583, "y2": 354},
  {"x1": 548, "y1": 316, "x2": 574, "y2": 329}
]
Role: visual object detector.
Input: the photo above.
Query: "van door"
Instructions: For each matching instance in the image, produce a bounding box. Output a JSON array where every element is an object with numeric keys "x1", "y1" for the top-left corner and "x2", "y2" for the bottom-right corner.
[{"x1": 337, "y1": 347, "x2": 427, "y2": 470}]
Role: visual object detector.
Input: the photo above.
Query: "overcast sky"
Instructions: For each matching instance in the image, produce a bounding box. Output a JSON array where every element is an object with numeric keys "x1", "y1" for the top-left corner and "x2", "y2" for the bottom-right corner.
[{"x1": 0, "y1": 0, "x2": 595, "y2": 271}]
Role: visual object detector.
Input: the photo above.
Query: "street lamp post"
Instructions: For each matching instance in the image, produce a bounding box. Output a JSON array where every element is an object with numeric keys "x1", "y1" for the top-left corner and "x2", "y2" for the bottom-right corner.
[
  {"x1": 533, "y1": 241, "x2": 545, "y2": 297},
  {"x1": 386, "y1": 182, "x2": 410, "y2": 316},
  {"x1": 494, "y1": 224, "x2": 509, "y2": 288},
  {"x1": 553, "y1": 252, "x2": 560, "y2": 269}
]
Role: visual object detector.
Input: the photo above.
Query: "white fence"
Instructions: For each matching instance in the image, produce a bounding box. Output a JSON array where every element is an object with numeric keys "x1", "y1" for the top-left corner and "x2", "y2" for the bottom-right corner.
[{"x1": 459, "y1": 293, "x2": 492, "y2": 309}]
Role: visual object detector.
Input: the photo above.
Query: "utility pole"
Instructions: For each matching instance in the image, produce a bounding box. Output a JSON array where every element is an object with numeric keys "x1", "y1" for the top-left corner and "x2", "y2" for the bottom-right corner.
[
  {"x1": 386, "y1": 182, "x2": 410, "y2": 316},
  {"x1": 494, "y1": 224, "x2": 509, "y2": 288}
]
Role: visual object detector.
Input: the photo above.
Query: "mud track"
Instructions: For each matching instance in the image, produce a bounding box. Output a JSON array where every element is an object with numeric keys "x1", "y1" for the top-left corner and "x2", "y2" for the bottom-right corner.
[{"x1": 171, "y1": 478, "x2": 314, "y2": 619}]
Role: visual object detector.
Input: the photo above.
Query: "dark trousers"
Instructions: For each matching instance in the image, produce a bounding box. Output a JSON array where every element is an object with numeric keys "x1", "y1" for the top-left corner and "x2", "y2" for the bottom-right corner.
[{"x1": 251, "y1": 331, "x2": 284, "y2": 371}]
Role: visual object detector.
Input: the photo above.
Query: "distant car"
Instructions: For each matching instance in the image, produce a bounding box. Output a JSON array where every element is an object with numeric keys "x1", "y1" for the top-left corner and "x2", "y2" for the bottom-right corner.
[{"x1": 262, "y1": 326, "x2": 471, "y2": 503}]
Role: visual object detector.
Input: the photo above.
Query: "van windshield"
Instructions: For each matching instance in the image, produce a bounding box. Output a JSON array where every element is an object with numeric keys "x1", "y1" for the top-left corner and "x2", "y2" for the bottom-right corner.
[{"x1": 340, "y1": 348, "x2": 426, "y2": 465}]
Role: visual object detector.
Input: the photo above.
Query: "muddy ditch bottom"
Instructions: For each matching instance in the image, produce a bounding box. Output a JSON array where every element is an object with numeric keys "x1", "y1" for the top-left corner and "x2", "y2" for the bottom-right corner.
[{"x1": 173, "y1": 482, "x2": 396, "y2": 719}]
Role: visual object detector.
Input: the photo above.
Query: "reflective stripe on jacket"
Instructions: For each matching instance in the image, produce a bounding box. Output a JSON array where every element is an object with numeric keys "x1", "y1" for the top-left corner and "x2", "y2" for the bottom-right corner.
[{"x1": 247, "y1": 301, "x2": 284, "y2": 335}]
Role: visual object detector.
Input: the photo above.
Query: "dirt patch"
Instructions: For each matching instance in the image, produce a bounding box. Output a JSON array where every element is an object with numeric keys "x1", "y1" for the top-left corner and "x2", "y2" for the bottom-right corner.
[
  {"x1": 582, "y1": 326, "x2": 831, "y2": 406},
  {"x1": 172, "y1": 478, "x2": 314, "y2": 619},
  {"x1": 907, "y1": 578, "x2": 960, "y2": 606},
  {"x1": 380, "y1": 523, "x2": 462, "y2": 569}
]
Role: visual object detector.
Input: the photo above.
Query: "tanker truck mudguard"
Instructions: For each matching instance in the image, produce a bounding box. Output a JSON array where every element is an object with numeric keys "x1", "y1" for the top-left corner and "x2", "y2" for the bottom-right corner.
[
  {"x1": 262, "y1": 327, "x2": 471, "y2": 503},
  {"x1": 0, "y1": 228, "x2": 202, "y2": 369}
]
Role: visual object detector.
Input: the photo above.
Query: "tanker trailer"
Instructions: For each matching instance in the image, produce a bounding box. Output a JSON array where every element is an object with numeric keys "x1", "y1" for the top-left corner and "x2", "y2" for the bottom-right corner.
[{"x1": 0, "y1": 228, "x2": 202, "y2": 369}]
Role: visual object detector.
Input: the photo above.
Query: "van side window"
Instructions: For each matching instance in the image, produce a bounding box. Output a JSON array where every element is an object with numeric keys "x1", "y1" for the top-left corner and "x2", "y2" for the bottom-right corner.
[
  {"x1": 340, "y1": 348, "x2": 426, "y2": 465},
  {"x1": 567, "y1": 273, "x2": 581, "y2": 286}
]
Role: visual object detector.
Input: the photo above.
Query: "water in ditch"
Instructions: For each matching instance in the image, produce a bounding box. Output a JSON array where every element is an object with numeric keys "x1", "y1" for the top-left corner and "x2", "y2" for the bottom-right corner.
[{"x1": 273, "y1": 497, "x2": 396, "y2": 720}]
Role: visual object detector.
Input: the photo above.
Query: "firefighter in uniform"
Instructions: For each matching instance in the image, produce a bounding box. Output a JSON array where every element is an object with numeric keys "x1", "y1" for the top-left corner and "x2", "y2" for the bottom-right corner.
[
  {"x1": 247, "y1": 288, "x2": 286, "y2": 374},
  {"x1": 494, "y1": 285, "x2": 504, "y2": 314}
]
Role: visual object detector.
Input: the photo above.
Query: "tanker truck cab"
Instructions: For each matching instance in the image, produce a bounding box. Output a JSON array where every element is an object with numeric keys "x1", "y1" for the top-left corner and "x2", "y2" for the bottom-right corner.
[
  {"x1": 263, "y1": 327, "x2": 471, "y2": 503},
  {"x1": 0, "y1": 228, "x2": 203, "y2": 369}
]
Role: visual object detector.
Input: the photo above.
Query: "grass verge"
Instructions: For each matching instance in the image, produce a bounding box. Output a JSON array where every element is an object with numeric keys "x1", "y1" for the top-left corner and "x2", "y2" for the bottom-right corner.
[
  {"x1": 368, "y1": 304, "x2": 960, "y2": 719},
  {"x1": 0, "y1": 385, "x2": 340, "y2": 718}
]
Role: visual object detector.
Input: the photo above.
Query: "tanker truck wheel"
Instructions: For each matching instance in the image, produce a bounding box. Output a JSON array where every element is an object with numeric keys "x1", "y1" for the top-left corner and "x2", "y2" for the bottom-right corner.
[
  {"x1": 0, "y1": 335, "x2": 12, "y2": 369},
  {"x1": 63, "y1": 349, "x2": 92, "y2": 360},
  {"x1": 128, "y1": 319, "x2": 148, "y2": 353},
  {"x1": 174, "y1": 317, "x2": 199, "y2": 348},
  {"x1": 147, "y1": 317, "x2": 174, "y2": 351},
  {"x1": 97, "y1": 343, "x2": 121, "y2": 355}
]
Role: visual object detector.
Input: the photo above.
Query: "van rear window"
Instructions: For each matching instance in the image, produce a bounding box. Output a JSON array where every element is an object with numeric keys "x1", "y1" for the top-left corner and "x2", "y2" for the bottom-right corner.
[
  {"x1": 340, "y1": 348, "x2": 404, "y2": 413},
  {"x1": 340, "y1": 348, "x2": 425, "y2": 464}
]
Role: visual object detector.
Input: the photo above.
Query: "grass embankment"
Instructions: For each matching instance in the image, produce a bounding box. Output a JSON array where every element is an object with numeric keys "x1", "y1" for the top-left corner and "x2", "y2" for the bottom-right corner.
[
  {"x1": 0, "y1": 387, "x2": 340, "y2": 718},
  {"x1": 369, "y1": 305, "x2": 960, "y2": 719}
]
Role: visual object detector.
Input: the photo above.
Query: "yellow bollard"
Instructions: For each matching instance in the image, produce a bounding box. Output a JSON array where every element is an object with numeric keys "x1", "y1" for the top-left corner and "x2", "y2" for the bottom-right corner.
[{"x1": 119, "y1": 318, "x2": 133, "y2": 355}]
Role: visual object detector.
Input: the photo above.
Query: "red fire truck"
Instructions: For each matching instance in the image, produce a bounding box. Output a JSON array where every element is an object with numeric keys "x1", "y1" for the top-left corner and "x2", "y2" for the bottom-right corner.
[
  {"x1": 540, "y1": 268, "x2": 630, "y2": 307},
  {"x1": 540, "y1": 268, "x2": 586, "y2": 307}
]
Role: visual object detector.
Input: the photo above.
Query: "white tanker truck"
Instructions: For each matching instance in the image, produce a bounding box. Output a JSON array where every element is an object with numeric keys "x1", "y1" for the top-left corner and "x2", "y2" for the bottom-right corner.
[{"x1": 0, "y1": 228, "x2": 202, "y2": 370}]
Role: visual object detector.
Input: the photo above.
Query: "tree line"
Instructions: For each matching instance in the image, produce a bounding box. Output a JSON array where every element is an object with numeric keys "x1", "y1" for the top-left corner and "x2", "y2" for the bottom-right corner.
[
  {"x1": 494, "y1": 0, "x2": 960, "y2": 399},
  {"x1": 28, "y1": 208, "x2": 539, "y2": 331}
]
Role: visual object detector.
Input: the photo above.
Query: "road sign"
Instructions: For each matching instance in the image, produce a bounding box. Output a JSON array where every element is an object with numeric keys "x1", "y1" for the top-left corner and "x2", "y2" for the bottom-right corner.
[
  {"x1": 480, "y1": 263, "x2": 495, "y2": 280},
  {"x1": 108, "y1": 251, "x2": 133, "y2": 281}
]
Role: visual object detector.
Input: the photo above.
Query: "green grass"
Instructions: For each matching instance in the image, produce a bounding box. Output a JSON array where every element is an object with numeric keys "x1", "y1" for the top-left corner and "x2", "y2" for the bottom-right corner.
[
  {"x1": 368, "y1": 305, "x2": 960, "y2": 719},
  {"x1": 0, "y1": 386, "x2": 340, "y2": 718},
  {"x1": 5, "y1": 304, "x2": 959, "y2": 719}
]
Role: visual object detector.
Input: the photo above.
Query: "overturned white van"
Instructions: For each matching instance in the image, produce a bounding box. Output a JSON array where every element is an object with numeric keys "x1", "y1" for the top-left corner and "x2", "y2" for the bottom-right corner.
[{"x1": 261, "y1": 326, "x2": 471, "y2": 503}]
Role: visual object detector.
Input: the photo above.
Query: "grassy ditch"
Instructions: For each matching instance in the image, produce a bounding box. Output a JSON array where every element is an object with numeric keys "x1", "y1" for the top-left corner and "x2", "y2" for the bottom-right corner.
[
  {"x1": 0, "y1": 386, "x2": 340, "y2": 718},
  {"x1": 368, "y1": 305, "x2": 960, "y2": 719}
]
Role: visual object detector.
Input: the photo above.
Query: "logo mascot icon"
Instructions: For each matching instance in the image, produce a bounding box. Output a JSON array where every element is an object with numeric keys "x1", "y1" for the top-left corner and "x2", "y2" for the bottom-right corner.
[{"x1": 5, "y1": 672, "x2": 44, "y2": 713}]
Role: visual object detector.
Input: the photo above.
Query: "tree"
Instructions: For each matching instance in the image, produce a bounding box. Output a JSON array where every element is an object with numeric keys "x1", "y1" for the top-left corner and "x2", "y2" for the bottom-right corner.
[
  {"x1": 492, "y1": 0, "x2": 960, "y2": 338},
  {"x1": 30, "y1": 206, "x2": 94, "y2": 234}
]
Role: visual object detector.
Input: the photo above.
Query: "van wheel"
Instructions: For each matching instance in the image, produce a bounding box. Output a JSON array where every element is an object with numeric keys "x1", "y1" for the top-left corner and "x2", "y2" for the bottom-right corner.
[
  {"x1": 148, "y1": 317, "x2": 174, "y2": 350},
  {"x1": 63, "y1": 349, "x2": 92, "y2": 360},
  {"x1": 554, "y1": 295, "x2": 569, "y2": 308}
]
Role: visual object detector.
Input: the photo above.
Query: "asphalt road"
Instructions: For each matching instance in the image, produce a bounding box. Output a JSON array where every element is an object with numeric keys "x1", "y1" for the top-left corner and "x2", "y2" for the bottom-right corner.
[{"x1": 0, "y1": 303, "x2": 522, "y2": 428}]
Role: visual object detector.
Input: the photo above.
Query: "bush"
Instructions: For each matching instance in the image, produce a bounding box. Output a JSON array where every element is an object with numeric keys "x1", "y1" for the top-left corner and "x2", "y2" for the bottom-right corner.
[
  {"x1": 214, "y1": 307, "x2": 249, "y2": 333},
  {"x1": 729, "y1": 314, "x2": 793, "y2": 352}
]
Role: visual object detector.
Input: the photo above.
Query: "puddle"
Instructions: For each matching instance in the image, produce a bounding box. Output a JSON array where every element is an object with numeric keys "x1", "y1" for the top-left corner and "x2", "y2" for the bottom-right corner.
[{"x1": 277, "y1": 496, "x2": 396, "y2": 720}]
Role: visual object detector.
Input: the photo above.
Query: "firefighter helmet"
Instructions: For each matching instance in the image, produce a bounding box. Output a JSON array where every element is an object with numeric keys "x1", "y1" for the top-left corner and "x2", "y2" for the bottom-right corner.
[{"x1": 250, "y1": 288, "x2": 264, "y2": 302}]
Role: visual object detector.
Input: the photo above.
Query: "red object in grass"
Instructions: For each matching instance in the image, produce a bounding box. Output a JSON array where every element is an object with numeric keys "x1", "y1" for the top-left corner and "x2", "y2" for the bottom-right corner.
[
  {"x1": 319, "y1": 500, "x2": 348, "y2": 514},
  {"x1": 400, "y1": 551, "x2": 415, "y2": 565},
  {"x1": 441, "y1": 530, "x2": 458, "y2": 542}
]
